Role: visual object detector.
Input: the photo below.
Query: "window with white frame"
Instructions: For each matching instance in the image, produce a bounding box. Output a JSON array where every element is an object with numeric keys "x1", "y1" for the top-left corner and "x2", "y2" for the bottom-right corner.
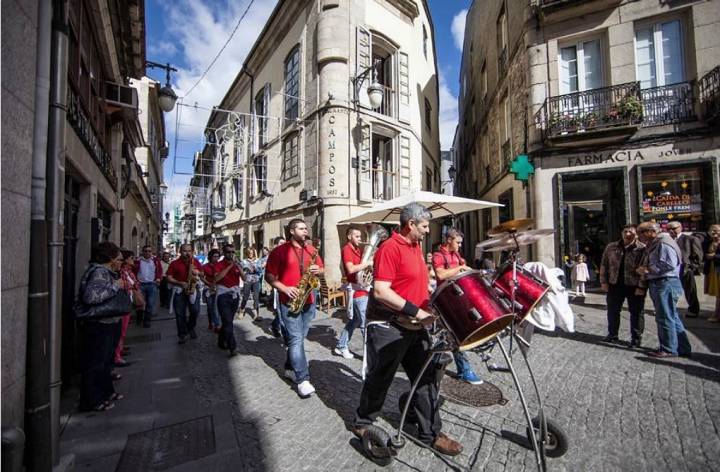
[
  {"x1": 232, "y1": 177, "x2": 242, "y2": 206},
  {"x1": 282, "y1": 132, "x2": 299, "y2": 181},
  {"x1": 635, "y1": 19, "x2": 684, "y2": 89},
  {"x1": 255, "y1": 87, "x2": 268, "y2": 147},
  {"x1": 284, "y1": 46, "x2": 300, "y2": 122},
  {"x1": 559, "y1": 38, "x2": 603, "y2": 95},
  {"x1": 254, "y1": 154, "x2": 267, "y2": 194}
]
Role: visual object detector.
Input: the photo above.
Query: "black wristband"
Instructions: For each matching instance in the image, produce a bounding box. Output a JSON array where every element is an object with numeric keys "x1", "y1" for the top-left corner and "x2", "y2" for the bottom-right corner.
[{"x1": 401, "y1": 301, "x2": 419, "y2": 317}]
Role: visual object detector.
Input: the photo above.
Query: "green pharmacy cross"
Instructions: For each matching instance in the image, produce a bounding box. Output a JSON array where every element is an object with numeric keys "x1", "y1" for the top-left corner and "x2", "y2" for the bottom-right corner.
[{"x1": 509, "y1": 154, "x2": 535, "y2": 182}]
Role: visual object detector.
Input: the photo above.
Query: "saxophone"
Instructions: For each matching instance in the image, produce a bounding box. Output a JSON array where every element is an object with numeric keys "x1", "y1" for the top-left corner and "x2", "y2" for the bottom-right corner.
[
  {"x1": 185, "y1": 259, "x2": 198, "y2": 296},
  {"x1": 288, "y1": 243, "x2": 320, "y2": 314},
  {"x1": 357, "y1": 224, "x2": 389, "y2": 289}
]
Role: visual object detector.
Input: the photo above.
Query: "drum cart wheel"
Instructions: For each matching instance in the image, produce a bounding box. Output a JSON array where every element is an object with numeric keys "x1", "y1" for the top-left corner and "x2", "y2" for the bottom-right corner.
[
  {"x1": 360, "y1": 425, "x2": 395, "y2": 466},
  {"x1": 526, "y1": 417, "x2": 568, "y2": 458}
]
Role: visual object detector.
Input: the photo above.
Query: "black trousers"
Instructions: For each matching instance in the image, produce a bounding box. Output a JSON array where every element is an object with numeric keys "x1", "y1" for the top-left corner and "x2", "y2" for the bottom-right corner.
[
  {"x1": 159, "y1": 278, "x2": 170, "y2": 308},
  {"x1": 606, "y1": 284, "x2": 645, "y2": 341},
  {"x1": 681, "y1": 269, "x2": 700, "y2": 315},
  {"x1": 79, "y1": 321, "x2": 118, "y2": 410},
  {"x1": 173, "y1": 291, "x2": 200, "y2": 338},
  {"x1": 354, "y1": 323, "x2": 442, "y2": 444},
  {"x1": 217, "y1": 293, "x2": 240, "y2": 351}
]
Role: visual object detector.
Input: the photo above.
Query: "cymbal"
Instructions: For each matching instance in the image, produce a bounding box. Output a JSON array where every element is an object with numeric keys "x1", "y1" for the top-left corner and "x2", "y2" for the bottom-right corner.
[
  {"x1": 477, "y1": 229, "x2": 555, "y2": 252},
  {"x1": 487, "y1": 218, "x2": 535, "y2": 237}
]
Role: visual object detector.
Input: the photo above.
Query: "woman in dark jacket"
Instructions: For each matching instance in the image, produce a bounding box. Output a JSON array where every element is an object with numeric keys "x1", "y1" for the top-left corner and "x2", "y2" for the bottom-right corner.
[
  {"x1": 702, "y1": 224, "x2": 720, "y2": 322},
  {"x1": 78, "y1": 242, "x2": 128, "y2": 411}
]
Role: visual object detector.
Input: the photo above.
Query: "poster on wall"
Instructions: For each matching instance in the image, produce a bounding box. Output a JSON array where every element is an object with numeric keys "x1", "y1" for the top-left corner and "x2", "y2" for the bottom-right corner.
[{"x1": 641, "y1": 166, "x2": 704, "y2": 231}]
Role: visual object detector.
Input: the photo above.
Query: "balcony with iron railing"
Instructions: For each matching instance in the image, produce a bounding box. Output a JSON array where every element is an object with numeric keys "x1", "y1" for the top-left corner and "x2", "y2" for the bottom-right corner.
[
  {"x1": 640, "y1": 81, "x2": 696, "y2": 126},
  {"x1": 538, "y1": 0, "x2": 622, "y2": 23},
  {"x1": 535, "y1": 82, "x2": 642, "y2": 142},
  {"x1": 700, "y1": 66, "x2": 720, "y2": 123}
]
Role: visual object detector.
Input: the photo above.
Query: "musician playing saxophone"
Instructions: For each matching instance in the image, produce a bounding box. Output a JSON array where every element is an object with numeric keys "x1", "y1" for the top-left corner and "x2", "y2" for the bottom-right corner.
[
  {"x1": 334, "y1": 226, "x2": 373, "y2": 359},
  {"x1": 265, "y1": 218, "x2": 324, "y2": 398},
  {"x1": 432, "y1": 229, "x2": 484, "y2": 386},
  {"x1": 166, "y1": 244, "x2": 203, "y2": 344}
]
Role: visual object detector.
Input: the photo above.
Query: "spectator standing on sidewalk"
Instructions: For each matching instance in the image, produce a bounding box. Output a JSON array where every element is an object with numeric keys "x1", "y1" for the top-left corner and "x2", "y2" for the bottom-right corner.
[
  {"x1": 159, "y1": 252, "x2": 171, "y2": 308},
  {"x1": 213, "y1": 244, "x2": 244, "y2": 357},
  {"x1": 133, "y1": 245, "x2": 162, "y2": 328},
  {"x1": 637, "y1": 222, "x2": 691, "y2": 358},
  {"x1": 666, "y1": 221, "x2": 703, "y2": 318},
  {"x1": 239, "y1": 247, "x2": 262, "y2": 320},
  {"x1": 115, "y1": 249, "x2": 143, "y2": 367},
  {"x1": 571, "y1": 254, "x2": 589, "y2": 296},
  {"x1": 167, "y1": 244, "x2": 203, "y2": 344},
  {"x1": 203, "y1": 249, "x2": 222, "y2": 332},
  {"x1": 600, "y1": 224, "x2": 647, "y2": 347},
  {"x1": 269, "y1": 236, "x2": 286, "y2": 339},
  {"x1": 703, "y1": 224, "x2": 720, "y2": 322}
]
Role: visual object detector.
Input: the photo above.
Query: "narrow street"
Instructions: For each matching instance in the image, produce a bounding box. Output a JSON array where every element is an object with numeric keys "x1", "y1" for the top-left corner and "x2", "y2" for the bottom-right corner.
[{"x1": 60, "y1": 297, "x2": 720, "y2": 472}]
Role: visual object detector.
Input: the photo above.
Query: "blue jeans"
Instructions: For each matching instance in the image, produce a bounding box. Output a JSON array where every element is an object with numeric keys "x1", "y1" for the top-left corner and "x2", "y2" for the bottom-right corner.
[
  {"x1": 207, "y1": 293, "x2": 220, "y2": 327},
  {"x1": 173, "y1": 291, "x2": 200, "y2": 339},
  {"x1": 336, "y1": 296, "x2": 368, "y2": 350},
  {"x1": 648, "y1": 277, "x2": 692, "y2": 356},
  {"x1": 217, "y1": 293, "x2": 240, "y2": 351},
  {"x1": 279, "y1": 303, "x2": 316, "y2": 383},
  {"x1": 453, "y1": 351, "x2": 477, "y2": 376},
  {"x1": 140, "y1": 282, "x2": 158, "y2": 324}
]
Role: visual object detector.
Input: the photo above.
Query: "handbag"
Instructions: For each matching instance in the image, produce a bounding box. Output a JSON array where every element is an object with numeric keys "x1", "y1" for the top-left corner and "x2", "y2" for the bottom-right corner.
[{"x1": 74, "y1": 290, "x2": 132, "y2": 320}]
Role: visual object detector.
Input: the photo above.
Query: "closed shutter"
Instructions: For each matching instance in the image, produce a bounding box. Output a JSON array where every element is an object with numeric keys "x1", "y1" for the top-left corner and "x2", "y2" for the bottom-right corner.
[
  {"x1": 358, "y1": 123, "x2": 372, "y2": 201},
  {"x1": 399, "y1": 135, "x2": 411, "y2": 191},
  {"x1": 356, "y1": 26, "x2": 372, "y2": 109},
  {"x1": 398, "y1": 51, "x2": 410, "y2": 123}
]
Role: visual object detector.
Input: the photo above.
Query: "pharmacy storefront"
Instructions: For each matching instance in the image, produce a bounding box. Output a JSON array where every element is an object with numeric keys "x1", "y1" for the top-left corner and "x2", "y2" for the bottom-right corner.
[{"x1": 531, "y1": 138, "x2": 720, "y2": 283}]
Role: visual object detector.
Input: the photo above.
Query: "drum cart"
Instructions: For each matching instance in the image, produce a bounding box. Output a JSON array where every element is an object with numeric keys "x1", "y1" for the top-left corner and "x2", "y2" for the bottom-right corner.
[{"x1": 360, "y1": 247, "x2": 569, "y2": 470}]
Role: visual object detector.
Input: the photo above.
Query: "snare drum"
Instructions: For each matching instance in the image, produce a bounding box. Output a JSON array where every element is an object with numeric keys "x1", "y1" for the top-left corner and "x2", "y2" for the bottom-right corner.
[
  {"x1": 431, "y1": 270, "x2": 514, "y2": 350},
  {"x1": 492, "y1": 264, "x2": 549, "y2": 321}
]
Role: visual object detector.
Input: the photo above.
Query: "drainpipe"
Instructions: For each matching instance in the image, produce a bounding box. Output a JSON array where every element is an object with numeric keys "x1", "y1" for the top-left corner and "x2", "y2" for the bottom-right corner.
[
  {"x1": 46, "y1": 0, "x2": 69, "y2": 465},
  {"x1": 24, "y1": 0, "x2": 53, "y2": 470}
]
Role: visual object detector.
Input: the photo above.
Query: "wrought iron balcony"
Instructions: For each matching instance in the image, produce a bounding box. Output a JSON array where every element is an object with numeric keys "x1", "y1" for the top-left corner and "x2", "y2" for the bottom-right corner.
[
  {"x1": 66, "y1": 87, "x2": 118, "y2": 190},
  {"x1": 700, "y1": 66, "x2": 720, "y2": 122},
  {"x1": 640, "y1": 81, "x2": 696, "y2": 126},
  {"x1": 538, "y1": 0, "x2": 621, "y2": 20},
  {"x1": 535, "y1": 82, "x2": 642, "y2": 141},
  {"x1": 370, "y1": 84, "x2": 396, "y2": 118}
]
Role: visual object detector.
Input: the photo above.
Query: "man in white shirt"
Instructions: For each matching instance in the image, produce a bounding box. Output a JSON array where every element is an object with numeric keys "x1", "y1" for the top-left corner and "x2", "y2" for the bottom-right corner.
[{"x1": 133, "y1": 245, "x2": 162, "y2": 328}]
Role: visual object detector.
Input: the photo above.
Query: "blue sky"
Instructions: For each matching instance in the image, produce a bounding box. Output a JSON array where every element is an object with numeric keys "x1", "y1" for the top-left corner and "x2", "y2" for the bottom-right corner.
[{"x1": 144, "y1": 0, "x2": 471, "y2": 207}]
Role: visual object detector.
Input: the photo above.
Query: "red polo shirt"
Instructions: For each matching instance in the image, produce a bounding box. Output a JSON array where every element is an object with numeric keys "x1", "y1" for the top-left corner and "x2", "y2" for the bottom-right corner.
[
  {"x1": 167, "y1": 258, "x2": 202, "y2": 285},
  {"x1": 265, "y1": 241, "x2": 324, "y2": 305},
  {"x1": 373, "y1": 231, "x2": 429, "y2": 309},
  {"x1": 431, "y1": 245, "x2": 466, "y2": 283},
  {"x1": 342, "y1": 242, "x2": 368, "y2": 298},
  {"x1": 212, "y1": 259, "x2": 243, "y2": 288}
]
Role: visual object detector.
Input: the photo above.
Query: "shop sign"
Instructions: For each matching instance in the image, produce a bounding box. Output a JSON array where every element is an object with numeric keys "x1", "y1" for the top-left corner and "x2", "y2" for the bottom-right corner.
[{"x1": 541, "y1": 146, "x2": 710, "y2": 169}]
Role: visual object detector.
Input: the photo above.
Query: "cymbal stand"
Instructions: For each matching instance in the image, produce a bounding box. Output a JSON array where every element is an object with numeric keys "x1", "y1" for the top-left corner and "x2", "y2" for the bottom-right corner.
[{"x1": 488, "y1": 231, "x2": 521, "y2": 373}]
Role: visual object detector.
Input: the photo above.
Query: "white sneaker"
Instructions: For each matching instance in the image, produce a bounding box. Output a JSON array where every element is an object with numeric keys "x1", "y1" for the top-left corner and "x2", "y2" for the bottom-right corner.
[
  {"x1": 297, "y1": 380, "x2": 315, "y2": 398},
  {"x1": 334, "y1": 347, "x2": 354, "y2": 359},
  {"x1": 284, "y1": 369, "x2": 296, "y2": 381}
]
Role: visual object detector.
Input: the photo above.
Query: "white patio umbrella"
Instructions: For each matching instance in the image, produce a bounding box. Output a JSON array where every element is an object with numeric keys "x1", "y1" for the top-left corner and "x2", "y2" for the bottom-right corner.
[{"x1": 338, "y1": 190, "x2": 502, "y2": 224}]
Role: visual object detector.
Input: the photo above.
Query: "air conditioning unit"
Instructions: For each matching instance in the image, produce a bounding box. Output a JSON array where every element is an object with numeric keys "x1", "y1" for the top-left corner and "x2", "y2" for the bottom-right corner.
[{"x1": 104, "y1": 81, "x2": 138, "y2": 110}]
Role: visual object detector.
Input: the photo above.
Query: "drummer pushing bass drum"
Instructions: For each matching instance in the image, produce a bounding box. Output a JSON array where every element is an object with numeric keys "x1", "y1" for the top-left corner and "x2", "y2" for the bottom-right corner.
[{"x1": 352, "y1": 203, "x2": 463, "y2": 456}]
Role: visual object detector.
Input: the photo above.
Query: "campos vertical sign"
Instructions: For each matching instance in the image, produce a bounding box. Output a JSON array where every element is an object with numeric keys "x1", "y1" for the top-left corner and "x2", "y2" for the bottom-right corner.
[{"x1": 320, "y1": 108, "x2": 348, "y2": 198}]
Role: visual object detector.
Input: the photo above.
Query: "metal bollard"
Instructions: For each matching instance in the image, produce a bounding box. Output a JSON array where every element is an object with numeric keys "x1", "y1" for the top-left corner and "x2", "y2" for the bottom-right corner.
[{"x1": 1, "y1": 427, "x2": 26, "y2": 472}]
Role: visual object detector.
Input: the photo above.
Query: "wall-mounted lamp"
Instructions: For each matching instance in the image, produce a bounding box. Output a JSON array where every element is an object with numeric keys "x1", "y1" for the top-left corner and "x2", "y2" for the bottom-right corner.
[{"x1": 146, "y1": 60, "x2": 179, "y2": 113}]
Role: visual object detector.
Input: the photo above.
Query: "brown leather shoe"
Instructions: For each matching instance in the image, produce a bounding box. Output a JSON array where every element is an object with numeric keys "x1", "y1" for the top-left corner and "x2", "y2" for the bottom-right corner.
[
  {"x1": 351, "y1": 425, "x2": 367, "y2": 439},
  {"x1": 433, "y1": 432, "x2": 463, "y2": 456}
]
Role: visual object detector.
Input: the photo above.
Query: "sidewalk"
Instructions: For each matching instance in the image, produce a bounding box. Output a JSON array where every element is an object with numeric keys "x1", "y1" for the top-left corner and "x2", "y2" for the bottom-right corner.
[{"x1": 60, "y1": 296, "x2": 720, "y2": 471}]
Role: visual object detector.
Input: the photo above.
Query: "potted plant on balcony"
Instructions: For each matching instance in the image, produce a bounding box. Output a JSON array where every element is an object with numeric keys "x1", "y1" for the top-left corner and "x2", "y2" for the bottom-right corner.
[
  {"x1": 618, "y1": 95, "x2": 643, "y2": 121},
  {"x1": 581, "y1": 111, "x2": 599, "y2": 129},
  {"x1": 549, "y1": 112, "x2": 578, "y2": 133}
]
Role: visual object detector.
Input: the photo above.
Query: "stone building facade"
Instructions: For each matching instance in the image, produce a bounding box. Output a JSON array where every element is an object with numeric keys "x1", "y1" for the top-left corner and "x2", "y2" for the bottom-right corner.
[
  {"x1": 455, "y1": 0, "x2": 720, "y2": 277},
  {"x1": 192, "y1": 0, "x2": 441, "y2": 284}
]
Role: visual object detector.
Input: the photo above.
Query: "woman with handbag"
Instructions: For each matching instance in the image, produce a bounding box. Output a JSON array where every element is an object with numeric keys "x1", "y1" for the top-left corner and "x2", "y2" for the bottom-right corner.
[
  {"x1": 114, "y1": 249, "x2": 144, "y2": 367},
  {"x1": 76, "y1": 242, "x2": 131, "y2": 412}
]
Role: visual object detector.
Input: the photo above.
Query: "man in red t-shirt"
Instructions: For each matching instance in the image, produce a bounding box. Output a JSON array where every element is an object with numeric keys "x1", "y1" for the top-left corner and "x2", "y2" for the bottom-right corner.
[
  {"x1": 333, "y1": 226, "x2": 373, "y2": 359},
  {"x1": 353, "y1": 203, "x2": 463, "y2": 456},
  {"x1": 213, "y1": 243, "x2": 244, "y2": 357},
  {"x1": 202, "y1": 249, "x2": 222, "y2": 333},
  {"x1": 432, "y1": 229, "x2": 484, "y2": 386},
  {"x1": 265, "y1": 218, "x2": 324, "y2": 398},
  {"x1": 166, "y1": 244, "x2": 203, "y2": 343}
]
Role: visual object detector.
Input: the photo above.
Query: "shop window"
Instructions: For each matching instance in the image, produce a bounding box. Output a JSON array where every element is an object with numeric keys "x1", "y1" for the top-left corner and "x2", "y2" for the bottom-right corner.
[{"x1": 641, "y1": 166, "x2": 705, "y2": 231}]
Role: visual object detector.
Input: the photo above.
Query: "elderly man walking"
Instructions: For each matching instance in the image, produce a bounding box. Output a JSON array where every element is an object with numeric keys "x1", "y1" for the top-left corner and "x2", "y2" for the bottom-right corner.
[
  {"x1": 637, "y1": 222, "x2": 692, "y2": 358},
  {"x1": 665, "y1": 221, "x2": 703, "y2": 318}
]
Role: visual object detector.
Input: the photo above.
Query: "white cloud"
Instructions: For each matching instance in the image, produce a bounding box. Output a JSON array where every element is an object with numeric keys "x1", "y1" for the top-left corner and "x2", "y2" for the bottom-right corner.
[
  {"x1": 438, "y1": 70, "x2": 458, "y2": 151},
  {"x1": 154, "y1": 0, "x2": 278, "y2": 211},
  {"x1": 451, "y1": 9, "x2": 468, "y2": 51},
  {"x1": 148, "y1": 40, "x2": 178, "y2": 57}
]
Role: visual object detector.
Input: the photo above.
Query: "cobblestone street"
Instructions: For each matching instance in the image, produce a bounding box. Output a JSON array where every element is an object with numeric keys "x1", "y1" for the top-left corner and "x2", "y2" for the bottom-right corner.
[{"x1": 61, "y1": 296, "x2": 720, "y2": 471}]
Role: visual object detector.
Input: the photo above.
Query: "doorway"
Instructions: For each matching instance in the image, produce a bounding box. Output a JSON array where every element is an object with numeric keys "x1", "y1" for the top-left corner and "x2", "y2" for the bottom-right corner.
[
  {"x1": 61, "y1": 176, "x2": 81, "y2": 387},
  {"x1": 559, "y1": 170, "x2": 627, "y2": 286}
]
